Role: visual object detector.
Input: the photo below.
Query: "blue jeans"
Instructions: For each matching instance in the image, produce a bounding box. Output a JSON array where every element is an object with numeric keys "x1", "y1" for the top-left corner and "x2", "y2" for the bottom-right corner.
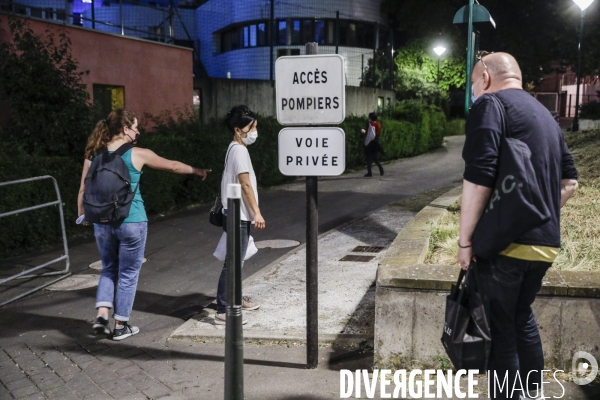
[
  {"x1": 216, "y1": 216, "x2": 250, "y2": 314},
  {"x1": 477, "y1": 255, "x2": 551, "y2": 400},
  {"x1": 94, "y1": 222, "x2": 147, "y2": 322}
]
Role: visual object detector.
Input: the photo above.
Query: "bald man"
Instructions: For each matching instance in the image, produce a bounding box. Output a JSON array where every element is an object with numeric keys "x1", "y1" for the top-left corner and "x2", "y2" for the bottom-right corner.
[{"x1": 457, "y1": 53, "x2": 578, "y2": 400}]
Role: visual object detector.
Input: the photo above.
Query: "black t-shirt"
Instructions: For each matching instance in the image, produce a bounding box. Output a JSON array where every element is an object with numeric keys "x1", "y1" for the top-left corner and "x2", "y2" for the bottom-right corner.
[{"x1": 463, "y1": 88, "x2": 578, "y2": 248}]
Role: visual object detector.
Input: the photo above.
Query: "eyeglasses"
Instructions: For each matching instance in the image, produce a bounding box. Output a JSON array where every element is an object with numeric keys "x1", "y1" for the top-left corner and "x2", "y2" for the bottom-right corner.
[{"x1": 476, "y1": 50, "x2": 493, "y2": 69}]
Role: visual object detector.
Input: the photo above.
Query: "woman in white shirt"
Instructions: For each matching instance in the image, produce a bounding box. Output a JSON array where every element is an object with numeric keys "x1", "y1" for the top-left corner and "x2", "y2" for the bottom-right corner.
[{"x1": 215, "y1": 105, "x2": 265, "y2": 325}]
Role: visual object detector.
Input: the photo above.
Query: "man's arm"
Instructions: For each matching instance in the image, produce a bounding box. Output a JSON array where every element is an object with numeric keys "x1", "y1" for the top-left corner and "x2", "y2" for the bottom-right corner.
[
  {"x1": 561, "y1": 179, "x2": 578, "y2": 207},
  {"x1": 458, "y1": 180, "x2": 492, "y2": 270}
]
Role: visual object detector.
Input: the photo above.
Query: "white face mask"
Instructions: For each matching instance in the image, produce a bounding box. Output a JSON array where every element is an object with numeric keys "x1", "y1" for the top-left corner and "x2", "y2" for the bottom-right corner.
[
  {"x1": 240, "y1": 130, "x2": 258, "y2": 145},
  {"x1": 471, "y1": 75, "x2": 484, "y2": 102}
]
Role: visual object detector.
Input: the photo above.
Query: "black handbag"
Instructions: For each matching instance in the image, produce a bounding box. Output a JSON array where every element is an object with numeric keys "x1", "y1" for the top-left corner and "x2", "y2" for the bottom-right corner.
[
  {"x1": 441, "y1": 264, "x2": 491, "y2": 371},
  {"x1": 472, "y1": 94, "x2": 551, "y2": 260},
  {"x1": 209, "y1": 144, "x2": 236, "y2": 227},
  {"x1": 209, "y1": 196, "x2": 224, "y2": 227}
]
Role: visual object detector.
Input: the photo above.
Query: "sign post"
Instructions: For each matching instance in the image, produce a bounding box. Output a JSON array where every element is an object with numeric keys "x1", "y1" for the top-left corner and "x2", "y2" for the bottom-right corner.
[{"x1": 275, "y1": 43, "x2": 346, "y2": 368}]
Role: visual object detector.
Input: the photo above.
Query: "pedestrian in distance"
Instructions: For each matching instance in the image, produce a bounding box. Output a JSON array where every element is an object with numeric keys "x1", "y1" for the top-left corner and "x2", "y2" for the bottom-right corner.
[
  {"x1": 458, "y1": 52, "x2": 578, "y2": 400},
  {"x1": 214, "y1": 105, "x2": 265, "y2": 325},
  {"x1": 362, "y1": 112, "x2": 384, "y2": 177},
  {"x1": 77, "y1": 108, "x2": 211, "y2": 341}
]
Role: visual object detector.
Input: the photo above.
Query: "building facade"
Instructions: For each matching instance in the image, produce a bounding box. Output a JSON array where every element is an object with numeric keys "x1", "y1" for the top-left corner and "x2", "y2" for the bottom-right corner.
[{"x1": 195, "y1": 0, "x2": 389, "y2": 86}]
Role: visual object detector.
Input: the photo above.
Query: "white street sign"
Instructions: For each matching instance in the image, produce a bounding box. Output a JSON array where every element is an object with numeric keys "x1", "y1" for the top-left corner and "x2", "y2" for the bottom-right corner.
[
  {"x1": 278, "y1": 128, "x2": 345, "y2": 176},
  {"x1": 275, "y1": 54, "x2": 345, "y2": 125}
]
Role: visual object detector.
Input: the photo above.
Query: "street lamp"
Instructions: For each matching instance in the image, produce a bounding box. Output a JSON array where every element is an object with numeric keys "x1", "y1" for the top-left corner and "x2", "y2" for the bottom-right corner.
[
  {"x1": 572, "y1": 0, "x2": 595, "y2": 132},
  {"x1": 433, "y1": 46, "x2": 446, "y2": 85}
]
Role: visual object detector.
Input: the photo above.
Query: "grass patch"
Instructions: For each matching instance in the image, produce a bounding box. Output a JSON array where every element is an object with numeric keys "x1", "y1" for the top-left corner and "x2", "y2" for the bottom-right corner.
[{"x1": 426, "y1": 129, "x2": 600, "y2": 271}]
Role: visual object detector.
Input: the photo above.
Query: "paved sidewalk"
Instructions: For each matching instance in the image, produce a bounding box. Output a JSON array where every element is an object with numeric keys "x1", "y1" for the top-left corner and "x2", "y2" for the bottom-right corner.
[{"x1": 171, "y1": 204, "x2": 414, "y2": 344}]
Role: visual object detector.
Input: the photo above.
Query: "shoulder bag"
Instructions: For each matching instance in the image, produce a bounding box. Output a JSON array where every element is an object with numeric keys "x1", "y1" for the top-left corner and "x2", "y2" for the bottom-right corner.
[
  {"x1": 471, "y1": 94, "x2": 551, "y2": 259},
  {"x1": 209, "y1": 144, "x2": 236, "y2": 227}
]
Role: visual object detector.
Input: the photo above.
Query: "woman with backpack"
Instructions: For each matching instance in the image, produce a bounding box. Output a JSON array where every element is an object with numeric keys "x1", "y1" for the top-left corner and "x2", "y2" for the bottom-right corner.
[
  {"x1": 77, "y1": 108, "x2": 211, "y2": 340},
  {"x1": 213, "y1": 105, "x2": 265, "y2": 325}
]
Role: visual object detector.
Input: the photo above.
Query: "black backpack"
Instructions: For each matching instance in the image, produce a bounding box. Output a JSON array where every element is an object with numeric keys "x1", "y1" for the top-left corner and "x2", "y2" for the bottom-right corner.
[{"x1": 83, "y1": 144, "x2": 140, "y2": 224}]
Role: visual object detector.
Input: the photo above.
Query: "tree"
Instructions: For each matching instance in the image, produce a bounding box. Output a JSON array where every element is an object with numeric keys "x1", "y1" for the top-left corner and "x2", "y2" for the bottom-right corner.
[{"x1": 0, "y1": 15, "x2": 94, "y2": 158}]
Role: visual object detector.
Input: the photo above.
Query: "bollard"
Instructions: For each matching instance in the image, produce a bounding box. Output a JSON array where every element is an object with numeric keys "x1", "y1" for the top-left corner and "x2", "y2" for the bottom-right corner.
[{"x1": 225, "y1": 183, "x2": 244, "y2": 400}]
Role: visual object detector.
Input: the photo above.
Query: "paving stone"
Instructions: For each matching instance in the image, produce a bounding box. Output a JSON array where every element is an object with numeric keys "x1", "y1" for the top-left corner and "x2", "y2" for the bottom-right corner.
[
  {"x1": 29, "y1": 372, "x2": 64, "y2": 391},
  {"x1": 119, "y1": 394, "x2": 149, "y2": 400},
  {"x1": 0, "y1": 370, "x2": 26, "y2": 384},
  {"x1": 82, "y1": 393, "x2": 113, "y2": 400},
  {"x1": 142, "y1": 383, "x2": 172, "y2": 399},
  {"x1": 13, "y1": 353, "x2": 40, "y2": 364},
  {"x1": 103, "y1": 379, "x2": 138, "y2": 398},
  {"x1": 128, "y1": 353, "x2": 155, "y2": 362},
  {"x1": 0, "y1": 385, "x2": 12, "y2": 399},
  {"x1": 55, "y1": 344, "x2": 80, "y2": 353},
  {"x1": 37, "y1": 351, "x2": 67, "y2": 364},
  {"x1": 82, "y1": 343, "x2": 111, "y2": 354},
  {"x1": 124, "y1": 371, "x2": 158, "y2": 391},
  {"x1": 44, "y1": 386, "x2": 80, "y2": 400},
  {"x1": 66, "y1": 373, "x2": 104, "y2": 398},
  {"x1": 15, "y1": 358, "x2": 47, "y2": 371},
  {"x1": 113, "y1": 364, "x2": 143, "y2": 378},
  {"x1": 6, "y1": 377, "x2": 36, "y2": 391},
  {"x1": 23, "y1": 364, "x2": 54, "y2": 376},
  {"x1": 11, "y1": 384, "x2": 40, "y2": 399},
  {"x1": 88, "y1": 370, "x2": 120, "y2": 384},
  {"x1": 44, "y1": 358, "x2": 74, "y2": 370},
  {"x1": 4, "y1": 343, "x2": 31, "y2": 358},
  {"x1": 80, "y1": 359, "x2": 105, "y2": 373},
  {"x1": 18, "y1": 392, "x2": 47, "y2": 400},
  {"x1": 118, "y1": 347, "x2": 146, "y2": 359},
  {"x1": 52, "y1": 364, "x2": 82, "y2": 379},
  {"x1": 68, "y1": 354, "x2": 97, "y2": 366}
]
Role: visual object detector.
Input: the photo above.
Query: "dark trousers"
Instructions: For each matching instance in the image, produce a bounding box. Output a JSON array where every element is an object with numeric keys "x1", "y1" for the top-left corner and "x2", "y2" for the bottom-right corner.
[
  {"x1": 364, "y1": 142, "x2": 383, "y2": 175},
  {"x1": 477, "y1": 255, "x2": 551, "y2": 400},
  {"x1": 216, "y1": 215, "x2": 251, "y2": 314}
]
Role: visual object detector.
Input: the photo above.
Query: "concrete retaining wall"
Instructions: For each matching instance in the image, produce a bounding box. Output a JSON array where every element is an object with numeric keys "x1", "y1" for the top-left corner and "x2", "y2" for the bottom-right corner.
[
  {"x1": 195, "y1": 77, "x2": 395, "y2": 121},
  {"x1": 375, "y1": 186, "x2": 600, "y2": 371}
]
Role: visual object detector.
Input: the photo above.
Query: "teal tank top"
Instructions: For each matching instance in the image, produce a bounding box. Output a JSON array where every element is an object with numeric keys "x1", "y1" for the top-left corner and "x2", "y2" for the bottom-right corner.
[{"x1": 120, "y1": 149, "x2": 147, "y2": 223}]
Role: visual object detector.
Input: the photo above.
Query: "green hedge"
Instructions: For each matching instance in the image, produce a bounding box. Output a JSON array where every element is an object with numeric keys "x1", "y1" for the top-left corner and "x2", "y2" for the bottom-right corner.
[{"x1": 2, "y1": 106, "x2": 449, "y2": 259}]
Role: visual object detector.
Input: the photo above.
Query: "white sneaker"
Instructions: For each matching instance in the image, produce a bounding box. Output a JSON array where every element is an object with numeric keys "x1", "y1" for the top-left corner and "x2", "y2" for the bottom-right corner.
[
  {"x1": 242, "y1": 296, "x2": 260, "y2": 311},
  {"x1": 214, "y1": 313, "x2": 247, "y2": 325}
]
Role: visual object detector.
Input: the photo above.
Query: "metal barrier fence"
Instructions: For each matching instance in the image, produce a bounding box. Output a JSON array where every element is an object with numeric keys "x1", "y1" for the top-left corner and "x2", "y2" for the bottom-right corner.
[{"x1": 0, "y1": 176, "x2": 71, "y2": 307}]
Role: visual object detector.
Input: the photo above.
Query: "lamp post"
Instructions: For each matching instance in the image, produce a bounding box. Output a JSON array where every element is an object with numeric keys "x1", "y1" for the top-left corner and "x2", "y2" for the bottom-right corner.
[
  {"x1": 572, "y1": 0, "x2": 595, "y2": 132},
  {"x1": 433, "y1": 46, "x2": 446, "y2": 85}
]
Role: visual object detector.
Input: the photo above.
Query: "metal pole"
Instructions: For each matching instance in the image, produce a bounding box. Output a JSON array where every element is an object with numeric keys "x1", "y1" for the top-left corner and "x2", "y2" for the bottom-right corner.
[
  {"x1": 91, "y1": 0, "x2": 95, "y2": 29},
  {"x1": 335, "y1": 11, "x2": 339, "y2": 54},
  {"x1": 225, "y1": 183, "x2": 243, "y2": 400},
  {"x1": 573, "y1": 9, "x2": 586, "y2": 132},
  {"x1": 437, "y1": 57, "x2": 440, "y2": 85},
  {"x1": 120, "y1": 0, "x2": 124, "y2": 35},
  {"x1": 464, "y1": 0, "x2": 474, "y2": 115},
  {"x1": 270, "y1": 0, "x2": 274, "y2": 83},
  {"x1": 168, "y1": 0, "x2": 174, "y2": 43},
  {"x1": 305, "y1": 42, "x2": 319, "y2": 370},
  {"x1": 373, "y1": 22, "x2": 378, "y2": 89}
]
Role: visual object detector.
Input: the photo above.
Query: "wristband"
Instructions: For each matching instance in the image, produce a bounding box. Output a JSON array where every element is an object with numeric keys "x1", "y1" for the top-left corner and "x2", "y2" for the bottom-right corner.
[{"x1": 457, "y1": 241, "x2": 472, "y2": 249}]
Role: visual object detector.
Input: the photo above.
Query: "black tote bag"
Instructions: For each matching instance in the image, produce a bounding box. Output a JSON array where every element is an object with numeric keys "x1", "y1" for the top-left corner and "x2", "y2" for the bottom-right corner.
[
  {"x1": 441, "y1": 264, "x2": 491, "y2": 371},
  {"x1": 471, "y1": 94, "x2": 551, "y2": 260}
]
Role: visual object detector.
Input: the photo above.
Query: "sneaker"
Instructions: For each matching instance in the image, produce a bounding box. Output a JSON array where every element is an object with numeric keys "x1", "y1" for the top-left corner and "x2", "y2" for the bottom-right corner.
[
  {"x1": 92, "y1": 316, "x2": 110, "y2": 336},
  {"x1": 242, "y1": 296, "x2": 260, "y2": 311},
  {"x1": 214, "y1": 313, "x2": 247, "y2": 325},
  {"x1": 112, "y1": 323, "x2": 139, "y2": 341},
  {"x1": 379, "y1": 167, "x2": 384, "y2": 176},
  {"x1": 364, "y1": 173, "x2": 372, "y2": 177}
]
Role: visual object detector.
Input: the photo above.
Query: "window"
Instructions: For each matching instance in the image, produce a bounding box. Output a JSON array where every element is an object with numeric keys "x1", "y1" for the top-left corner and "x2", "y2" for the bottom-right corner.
[
  {"x1": 93, "y1": 85, "x2": 125, "y2": 120},
  {"x1": 30, "y1": 8, "x2": 43, "y2": 18},
  {"x1": 277, "y1": 20, "x2": 287, "y2": 45},
  {"x1": 315, "y1": 20, "x2": 326, "y2": 45},
  {"x1": 302, "y1": 20, "x2": 313, "y2": 44},
  {"x1": 291, "y1": 20, "x2": 301, "y2": 45},
  {"x1": 377, "y1": 96, "x2": 384, "y2": 112},
  {"x1": 257, "y1": 23, "x2": 267, "y2": 46},
  {"x1": 221, "y1": 27, "x2": 241, "y2": 52}
]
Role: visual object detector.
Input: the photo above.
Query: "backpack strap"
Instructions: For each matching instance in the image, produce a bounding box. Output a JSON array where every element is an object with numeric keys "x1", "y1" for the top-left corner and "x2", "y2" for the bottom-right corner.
[
  {"x1": 487, "y1": 94, "x2": 511, "y2": 139},
  {"x1": 101, "y1": 143, "x2": 134, "y2": 163}
]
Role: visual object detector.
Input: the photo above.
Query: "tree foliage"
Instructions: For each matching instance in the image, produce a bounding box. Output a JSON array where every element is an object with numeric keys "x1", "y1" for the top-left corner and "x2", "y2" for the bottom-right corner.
[{"x1": 0, "y1": 15, "x2": 94, "y2": 158}]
